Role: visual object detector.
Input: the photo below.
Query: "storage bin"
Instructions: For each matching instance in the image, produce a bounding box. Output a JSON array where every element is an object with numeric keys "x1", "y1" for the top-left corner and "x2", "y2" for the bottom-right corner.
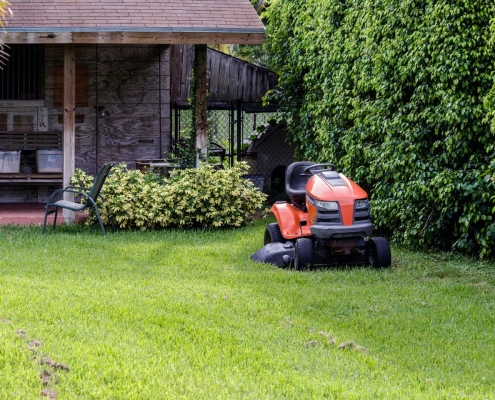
[
  {"x1": 0, "y1": 151, "x2": 21, "y2": 173},
  {"x1": 36, "y1": 150, "x2": 63, "y2": 173}
]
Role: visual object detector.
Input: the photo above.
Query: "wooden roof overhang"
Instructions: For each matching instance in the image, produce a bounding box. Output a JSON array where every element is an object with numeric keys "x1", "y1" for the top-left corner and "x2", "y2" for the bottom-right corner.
[{"x1": 1, "y1": 27, "x2": 265, "y2": 45}]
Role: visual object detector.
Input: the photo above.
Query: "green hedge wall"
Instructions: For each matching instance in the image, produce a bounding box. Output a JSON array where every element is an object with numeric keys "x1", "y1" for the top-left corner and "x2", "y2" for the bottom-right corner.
[{"x1": 266, "y1": 0, "x2": 495, "y2": 257}]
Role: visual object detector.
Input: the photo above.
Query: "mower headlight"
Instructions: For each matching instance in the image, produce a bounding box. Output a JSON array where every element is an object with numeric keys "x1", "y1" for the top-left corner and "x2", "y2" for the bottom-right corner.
[
  {"x1": 314, "y1": 199, "x2": 339, "y2": 210},
  {"x1": 355, "y1": 199, "x2": 369, "y2": 209}
]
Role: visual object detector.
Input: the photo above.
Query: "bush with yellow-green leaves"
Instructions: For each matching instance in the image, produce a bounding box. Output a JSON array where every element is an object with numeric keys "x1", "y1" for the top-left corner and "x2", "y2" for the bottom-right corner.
[{"x1": 71, "y1": 163, "x2": 267, "y2": 231}]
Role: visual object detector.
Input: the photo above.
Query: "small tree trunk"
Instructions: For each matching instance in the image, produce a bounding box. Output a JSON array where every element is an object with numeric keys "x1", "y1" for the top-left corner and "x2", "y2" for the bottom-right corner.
[{"x1": 194, "y1": 44, "x2": 208, "y2": 167}]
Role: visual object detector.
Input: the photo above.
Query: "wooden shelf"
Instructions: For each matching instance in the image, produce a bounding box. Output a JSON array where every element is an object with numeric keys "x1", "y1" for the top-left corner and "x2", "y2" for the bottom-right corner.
[{"x1": 0, "y1": 173, "x2": 62, "y2": 184}]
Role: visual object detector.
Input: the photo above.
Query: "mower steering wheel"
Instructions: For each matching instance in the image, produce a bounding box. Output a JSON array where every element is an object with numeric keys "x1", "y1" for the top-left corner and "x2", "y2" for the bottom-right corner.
[{"x1": 302, "y1": 163, "x2": 337, "y2": 175}]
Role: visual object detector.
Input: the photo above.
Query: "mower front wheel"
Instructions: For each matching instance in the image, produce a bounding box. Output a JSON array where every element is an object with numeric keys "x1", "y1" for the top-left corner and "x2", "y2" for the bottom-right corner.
[
  {"x1": 294, "y1": 238, "x2": 314, "y2": 271},
  {"x1": 367, "y1": 237, "x2": 391, "y2": 268},
  {"x1": 264, "y1": 223, "x2": 284, "y2": 245}
]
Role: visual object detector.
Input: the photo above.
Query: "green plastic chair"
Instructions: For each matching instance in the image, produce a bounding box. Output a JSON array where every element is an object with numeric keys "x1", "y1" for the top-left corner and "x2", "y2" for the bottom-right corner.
[{"x1": 42, "y1": 163, "x2": 116, "y2": 235}]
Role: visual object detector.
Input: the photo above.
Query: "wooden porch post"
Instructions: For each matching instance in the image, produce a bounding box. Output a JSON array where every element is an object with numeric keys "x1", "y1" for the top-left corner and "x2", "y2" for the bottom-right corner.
[
  {"x1": 63, "y1": 44, "x2": 76, "y2": 223},
  {"x1": 194, "y1": 44, "x2": 208, "y2": 167}
]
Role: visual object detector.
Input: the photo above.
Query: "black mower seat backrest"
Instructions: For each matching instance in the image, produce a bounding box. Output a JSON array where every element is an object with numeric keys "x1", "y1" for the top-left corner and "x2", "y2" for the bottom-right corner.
[{"x1": 285, "y1": 161, "x2": 316, "y2": 205}]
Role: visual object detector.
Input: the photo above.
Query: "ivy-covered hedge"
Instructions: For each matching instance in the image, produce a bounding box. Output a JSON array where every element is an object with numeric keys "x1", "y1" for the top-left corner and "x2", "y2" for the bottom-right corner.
[
  {"x1": 265, "y1": 0, "x2": 495, "y2": 257},
  {"x1": 71, "y1": 163, "x2": 266, "y2": 231},
  {"x1": 487, "y1": 17, "x2": 495, "y2": 133}
]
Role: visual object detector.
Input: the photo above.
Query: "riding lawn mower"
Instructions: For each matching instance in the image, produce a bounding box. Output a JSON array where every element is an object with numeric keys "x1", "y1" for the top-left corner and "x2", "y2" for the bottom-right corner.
[{"x1": 251, "y1": 162, "x2": 391, "y2": 270}]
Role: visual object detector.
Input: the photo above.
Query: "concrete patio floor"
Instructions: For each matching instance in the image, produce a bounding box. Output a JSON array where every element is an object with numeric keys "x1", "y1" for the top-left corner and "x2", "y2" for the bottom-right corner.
[{"x1": 0, "y1": 203, "x2": 86, "y2": 226}]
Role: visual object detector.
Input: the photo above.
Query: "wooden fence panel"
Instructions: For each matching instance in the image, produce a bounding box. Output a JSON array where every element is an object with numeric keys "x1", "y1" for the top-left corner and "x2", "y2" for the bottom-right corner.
[{"x1": 170, "y1": 45, "x2": 278, "y2": 106}]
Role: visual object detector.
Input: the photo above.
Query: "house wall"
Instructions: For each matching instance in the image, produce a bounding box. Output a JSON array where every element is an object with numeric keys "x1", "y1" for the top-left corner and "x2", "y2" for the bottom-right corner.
[
  {"x1": 46, "y1": 44, "x2": 171, "y2": 174},
  {"x1": 45, "y1": 45, "x2": 98, "y2": 174},
  {"x1": 94, "y1": 45, "x2": 171, "y2": 170},
  {"x1": 0, "y1": 44, "x2": 171, "y2": 203}
]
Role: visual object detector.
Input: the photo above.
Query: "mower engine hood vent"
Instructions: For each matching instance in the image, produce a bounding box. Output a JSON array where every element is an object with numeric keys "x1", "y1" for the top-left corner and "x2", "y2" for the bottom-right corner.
[{"x1": 319, "y1": 171, "x2": 346, "y2": 187}]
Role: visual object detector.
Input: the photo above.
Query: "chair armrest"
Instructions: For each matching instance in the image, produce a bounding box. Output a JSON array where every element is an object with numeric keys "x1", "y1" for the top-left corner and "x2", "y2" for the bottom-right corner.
[
  {"x1": 46, "y1": 187, "x2": 91, "y2": 205},
  {"x1": 65, "y1": 186, "x2": 91, "y2": 191}
]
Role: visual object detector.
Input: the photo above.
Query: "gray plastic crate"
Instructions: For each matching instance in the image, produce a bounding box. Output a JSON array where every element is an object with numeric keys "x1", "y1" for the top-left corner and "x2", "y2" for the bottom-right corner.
[
  {"x1": 36, "y1": 150, "x2": 63, "y2": 173},
  {"x1": 0, "y1": 151, "x2": 21, "y2": 173}
]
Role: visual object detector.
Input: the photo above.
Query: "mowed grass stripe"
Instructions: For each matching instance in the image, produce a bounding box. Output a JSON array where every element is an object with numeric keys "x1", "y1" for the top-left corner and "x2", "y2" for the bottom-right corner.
[{"x1": 0, "y1": 221, "x2": 494, "y2": 398}]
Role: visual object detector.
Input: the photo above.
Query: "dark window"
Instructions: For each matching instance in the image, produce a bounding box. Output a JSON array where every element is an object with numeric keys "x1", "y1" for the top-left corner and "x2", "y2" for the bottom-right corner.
[{"x1": 0, "y1": 44, "x2": 45, "y2": 100}]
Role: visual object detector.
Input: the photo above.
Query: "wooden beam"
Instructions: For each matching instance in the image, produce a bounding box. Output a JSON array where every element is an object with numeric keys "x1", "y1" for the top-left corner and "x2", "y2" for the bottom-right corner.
[
  {"x1": 0, "y1": 31, "x2": 264, "y2": 45},
  {"x1": 194, "y1": 44, "x2": 208, "y2": 167},
  {"x1": 63, "y1": 44, "x2": 76, "y2": 223},
  {"x1": 74, "y1": 32, "x2": 265, "y2": 45},
  {"x1": 0, "y1": 32, "x2": 73, "y2": 44}
]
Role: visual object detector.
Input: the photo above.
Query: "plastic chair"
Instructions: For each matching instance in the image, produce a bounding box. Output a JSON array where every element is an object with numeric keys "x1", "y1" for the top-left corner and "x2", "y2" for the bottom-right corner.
[{"x1": 42, "y1": 163, "x2": 116, "y2": 235}]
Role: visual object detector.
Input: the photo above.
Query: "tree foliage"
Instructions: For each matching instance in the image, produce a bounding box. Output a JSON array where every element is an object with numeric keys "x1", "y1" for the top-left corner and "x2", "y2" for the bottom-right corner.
[
  {"x1": 225, "y1": 0, "x2": 272, "y2": 68},
  {"x1": 266, "y1": 0, "x2": 495, "y2": 257},
  {"x1": 0, "y1": 0, "x2": 12, "y2": 66}
]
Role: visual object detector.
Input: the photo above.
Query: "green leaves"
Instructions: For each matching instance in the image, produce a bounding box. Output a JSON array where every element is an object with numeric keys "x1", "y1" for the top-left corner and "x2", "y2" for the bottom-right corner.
[
  {"x1": 71, "y1": 163, "x2": 267, "y2": 231},
  {"x1": 267, "y1": 0, "x2": 495, "y2": 257}
]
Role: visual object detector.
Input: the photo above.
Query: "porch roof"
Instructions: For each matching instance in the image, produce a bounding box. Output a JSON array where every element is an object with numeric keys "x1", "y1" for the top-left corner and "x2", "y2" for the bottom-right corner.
[{"x1": 2, "y1": 0, "x2": 265, "y2": 44}]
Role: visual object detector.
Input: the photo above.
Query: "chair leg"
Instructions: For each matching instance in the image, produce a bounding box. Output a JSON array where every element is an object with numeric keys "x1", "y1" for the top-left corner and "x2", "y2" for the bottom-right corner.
[
  {"x1": 42, "y1": 206, "x2": 50, "y2": 234},
  {"x1": 104, "y1": 204, "x2": 116, "y2": 233},
  {"x1": 93, "y1": 205, "x2": 107, "y2": 235},
  {"x1": 108, "y1": 215, "x2": 116, "y2": 233},
  {"x1": 52, "y1": 207, "x2": 59, "y2": 230}
]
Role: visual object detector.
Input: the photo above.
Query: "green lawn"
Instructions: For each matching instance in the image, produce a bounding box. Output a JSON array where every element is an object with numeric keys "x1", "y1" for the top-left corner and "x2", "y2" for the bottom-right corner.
[{"x1": 1, "y1": 220, "x2": 495, "y2": 399}]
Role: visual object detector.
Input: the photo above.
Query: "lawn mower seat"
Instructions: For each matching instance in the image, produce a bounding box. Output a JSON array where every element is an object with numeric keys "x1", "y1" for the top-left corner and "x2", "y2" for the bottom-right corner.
[{"x1": 285, "y1": 161, "x2": 316, "y2": 207}]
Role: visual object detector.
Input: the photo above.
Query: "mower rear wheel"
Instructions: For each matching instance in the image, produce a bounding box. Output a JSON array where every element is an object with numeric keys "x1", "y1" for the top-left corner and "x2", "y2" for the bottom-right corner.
[
  {"x1": 294, "y1": 238, "x2": 314, "y2": 271},
  {"x1": 264, "y1": 223, "x2": 284, "y2": 245},
  {"x1": 367, "y1": 237, "x2": 391, "y2": 268}
]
